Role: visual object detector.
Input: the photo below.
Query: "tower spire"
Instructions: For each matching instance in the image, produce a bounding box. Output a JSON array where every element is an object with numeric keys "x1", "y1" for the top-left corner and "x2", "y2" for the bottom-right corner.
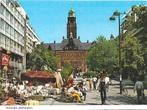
[
  {"x1": 68, "y1": 8, "x2": 75, "y2": 17},
  {"x1": 67, "y1": 8, "x2": 77, "y2": 39}
]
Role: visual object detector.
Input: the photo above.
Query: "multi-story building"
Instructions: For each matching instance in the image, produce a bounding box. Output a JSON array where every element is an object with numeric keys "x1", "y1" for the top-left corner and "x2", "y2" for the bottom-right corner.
[
  {"x1": 121, "y1": 5, "x2": 147, "y2": 76},
  {"x1": 26, "y1": 22, "x2": 40, "y2": 53},
  {"x1": 0, "y1": 0, "x2": 40, "y2": 77},
  {"x1": 121, "y1": 5, "x2": 146, "y2": 36}
]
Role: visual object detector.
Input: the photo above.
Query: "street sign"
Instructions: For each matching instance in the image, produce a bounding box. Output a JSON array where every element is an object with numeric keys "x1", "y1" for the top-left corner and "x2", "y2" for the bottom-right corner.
[{"x1": 2, "y1": 54, "x2": 10, "y2": 65}]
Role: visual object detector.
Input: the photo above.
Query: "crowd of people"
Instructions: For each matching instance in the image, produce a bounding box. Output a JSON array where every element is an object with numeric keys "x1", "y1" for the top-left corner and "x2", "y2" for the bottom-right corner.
[
  {"x1": 0, "y1": 69, "x2": 145, "y2": 105},
  {"x1": 60, "y1": 70, "x2": 110, "y2": 104},
  {"x1": 0, "y1": 70, "x2": 110, "y2": 105},
  {"x1": 0, "y1": 79, "x2": 58, "y2": 105},
  {"x1": 72, "y1": 70, "x2": 145, "y2": 105}
]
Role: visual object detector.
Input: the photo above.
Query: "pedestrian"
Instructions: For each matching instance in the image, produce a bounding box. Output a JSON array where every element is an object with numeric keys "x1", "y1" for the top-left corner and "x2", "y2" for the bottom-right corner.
[
  {"x1": 134, "y1": 77, "x2": 145, "y2": 104},
  {"x1": 82, "y1": 76, "x2": 87, "y2": 89},
  {"x1": 89, "y1": 77, "x2": 93, "y2": 91},
  {"x1": 93, "y1": 76, "x2": 97, "y2": 90},
  {"x1": 105, "y1": 74, "x2": 110, "y2": 92},
  {"x1": 79, "y1": 82, "x2": 87, "y2": 101},
  {"x1": 97, "y1": 71, "x2": 107, "y2": 104}
]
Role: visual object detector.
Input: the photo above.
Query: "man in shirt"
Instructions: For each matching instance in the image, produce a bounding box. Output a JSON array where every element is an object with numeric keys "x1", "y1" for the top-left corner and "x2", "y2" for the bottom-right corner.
[
  {"x1": 97, "y1": 75, "x2": 107, "y2": 104},
  {"x1": 93, "y1": 76, "x2": 97, "y2": 90},
  {"x1": 105, "y1": 75, "x2": 110, "y2": 92},
  {"x1": 134, "y1": 77, "x2": 144, "y2": 104}
]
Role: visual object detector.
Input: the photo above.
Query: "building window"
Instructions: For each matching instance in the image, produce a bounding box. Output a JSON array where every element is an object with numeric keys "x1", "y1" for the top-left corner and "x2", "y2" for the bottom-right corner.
[
  {"x1": 5, "y1": 10, "x2": 10, "y2": 21},
  {"x1": 0, "y1": 4, "x2": 5, "y2": 15},
  {"x1": 10, "y1": 14, "x2": 14, "y2": 25},
  {"x1": 6, "y1": 0, "x2": 9, "y2": 6},
  {"x1": 0, "y1": 18, "x2": 5, "y2": 30},
  {"x1": 10, "y1": 27, "x2": 14, "y2": 36},
  {"x1": 5, "y1": 23, "x2": 10, "y2": 34},
  {"x1": 21, "y1": 46, "x2": 23, "y2": 52},
  {"x1": 10, "y1": 2, "x2": 13, "y2": 11},
  {"x1": 1, "y1": 34, "x2": 5, "y2": 46}
]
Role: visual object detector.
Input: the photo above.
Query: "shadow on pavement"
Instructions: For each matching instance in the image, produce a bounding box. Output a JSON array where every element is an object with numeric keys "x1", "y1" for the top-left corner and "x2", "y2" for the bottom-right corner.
[{"x1": 107, "y1": 95, "x2": 137, "y2": 105}]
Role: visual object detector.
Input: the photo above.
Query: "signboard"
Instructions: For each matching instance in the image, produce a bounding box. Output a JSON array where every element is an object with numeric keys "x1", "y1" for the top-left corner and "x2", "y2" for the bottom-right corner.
[{"x1": 2, "y1": 54, "x2": 10, "y2": 66}]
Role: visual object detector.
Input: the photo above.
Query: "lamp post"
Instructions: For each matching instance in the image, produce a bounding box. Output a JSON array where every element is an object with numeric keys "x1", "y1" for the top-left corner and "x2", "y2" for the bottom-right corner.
[
  {"x1": 93, "y1": 41, "x2": 97, "y2": 73},
  {"x1": 109, "y1": 10, "x2": 125, "y2": 94}
]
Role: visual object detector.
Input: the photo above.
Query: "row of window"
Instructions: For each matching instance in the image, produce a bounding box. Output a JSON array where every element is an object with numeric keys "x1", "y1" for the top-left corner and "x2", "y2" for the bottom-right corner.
[
  {"x1": 27, "y1": 26, "x2": 39, "y2": 48},
  {"x1": 0, "y1": 33, "x2": 23, "y2": 53},
  {"x1": 27, "y1": 36, "x2": 35, "y2": 48},
  {"x1": 0, "y1": 33, "x2": 24, "y2": 54},
  {"x1": 1, "y1": 0, "x2": 24, "y2": 24},
  {"x1": 0, "y1": 3, "x2": 24, "y2": 34},
  {"x1": 27, "y1": 28, "x2": 35, "y2": 39},
  {"x1": 0, "y1": 18, "x2": 24, "y2": 45},
  {"x1": 1, "y1": 1, "x2": 40, "y2": 44}
]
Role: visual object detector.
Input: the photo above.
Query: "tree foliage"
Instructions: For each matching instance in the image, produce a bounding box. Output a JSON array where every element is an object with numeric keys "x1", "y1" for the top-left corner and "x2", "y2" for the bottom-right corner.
[
  {"x1": 123, "y1": 5, "x2": 147, "y2": 31},
  {"x1": 87, "y1": 35, "x2": 118, "y2": 75},
  {"x1": 26, "y1": 43, "x2": 59, "y2": 71},
  {"x1": 121, "y1": 33, "x2": 144, "y2": 80},
  {"x1": 61, "y1": 62, "x2": 73, "y2": 82},
  {"x1": 122, "y1": 5, "x2": 147, "y2": 80}
]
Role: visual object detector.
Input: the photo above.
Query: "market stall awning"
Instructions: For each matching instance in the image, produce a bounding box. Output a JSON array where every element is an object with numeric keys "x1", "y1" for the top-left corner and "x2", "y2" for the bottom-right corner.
[
  {"x1": 21, "y1": 71, "x2": 56, "y2": 83},
  {"x1": 22, "y1": 71, "x2": 55, "y2": 79}
]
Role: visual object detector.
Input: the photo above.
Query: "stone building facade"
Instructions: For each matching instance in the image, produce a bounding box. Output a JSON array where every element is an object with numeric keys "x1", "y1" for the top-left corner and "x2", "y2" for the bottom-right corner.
[{"x1": 46, "y1": 9, "x2": 92, "y2": 72}]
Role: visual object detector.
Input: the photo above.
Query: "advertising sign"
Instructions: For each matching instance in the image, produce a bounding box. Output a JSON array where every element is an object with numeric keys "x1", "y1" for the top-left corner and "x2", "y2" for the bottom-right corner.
[{"x1": 2, "y1": 54, "x2": 10, "y2": 66}]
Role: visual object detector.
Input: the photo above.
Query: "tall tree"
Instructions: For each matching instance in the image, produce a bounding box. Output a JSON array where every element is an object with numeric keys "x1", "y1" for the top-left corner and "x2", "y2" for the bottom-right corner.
[
  {"x1": 122, "y1": 5, "x2": 147, "y2": 79},
  {"x1": 121, "y1": 33, "x2": 144, "y2": 80},
  {"x1": 87, "y1": 35, "x2": 118, "y2": 75},
  {"x1": 26, "y1": 43, "x2": 59, "y2": 71}
]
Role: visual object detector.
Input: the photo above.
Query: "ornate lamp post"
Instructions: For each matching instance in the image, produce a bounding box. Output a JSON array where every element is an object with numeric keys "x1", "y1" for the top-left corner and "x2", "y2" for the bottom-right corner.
[{"x1": 109, "y1": 10, "x2": 125, "y2": 94}]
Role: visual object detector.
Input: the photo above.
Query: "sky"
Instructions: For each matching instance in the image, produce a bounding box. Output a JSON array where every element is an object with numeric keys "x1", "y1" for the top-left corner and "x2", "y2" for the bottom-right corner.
[{"x1": 19, "y1": 0, "x2": 147, "y2": 43}]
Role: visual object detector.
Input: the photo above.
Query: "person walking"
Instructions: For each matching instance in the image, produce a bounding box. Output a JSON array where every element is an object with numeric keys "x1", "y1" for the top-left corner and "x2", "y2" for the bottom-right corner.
[
  {"x1": 97, "y1": 72, "x2": 107, "y2": 105},
  {"x1": 83, "y1": 77, "x2": 88, "y2": 90},
  {"x1": 93, "y1": 76, "x2": 97, "y2": 90},
  {"x1": 79, "y1": 82, "x2": 87, "y2": 101},
  {"x1": 105, "y1": 74, "x2": 110, "y2": 92},
  {"x1": 134, "y1": 77, "x2": 144, "y2": 104},
  {"x1": 89, "y1": 77, "x2": 93, "y2": 91}
]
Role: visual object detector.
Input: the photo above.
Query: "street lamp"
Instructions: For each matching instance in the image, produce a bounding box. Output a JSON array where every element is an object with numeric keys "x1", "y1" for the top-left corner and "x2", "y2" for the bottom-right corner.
[
  {"x1": 109, "y1": 10, "x2": 125, "y2": 94},
  {"x1": 92, "y1": 41, "x2": 97, "y2": 73}
]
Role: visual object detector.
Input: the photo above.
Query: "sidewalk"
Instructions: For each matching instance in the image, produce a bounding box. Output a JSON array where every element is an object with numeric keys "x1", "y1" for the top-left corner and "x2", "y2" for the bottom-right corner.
[
  {"x1": 40, "y1": 80, "x2": 147, "y2": 105},
  {"x1": 106, "y1": 80, "x2": 147, "y2": 105}
]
